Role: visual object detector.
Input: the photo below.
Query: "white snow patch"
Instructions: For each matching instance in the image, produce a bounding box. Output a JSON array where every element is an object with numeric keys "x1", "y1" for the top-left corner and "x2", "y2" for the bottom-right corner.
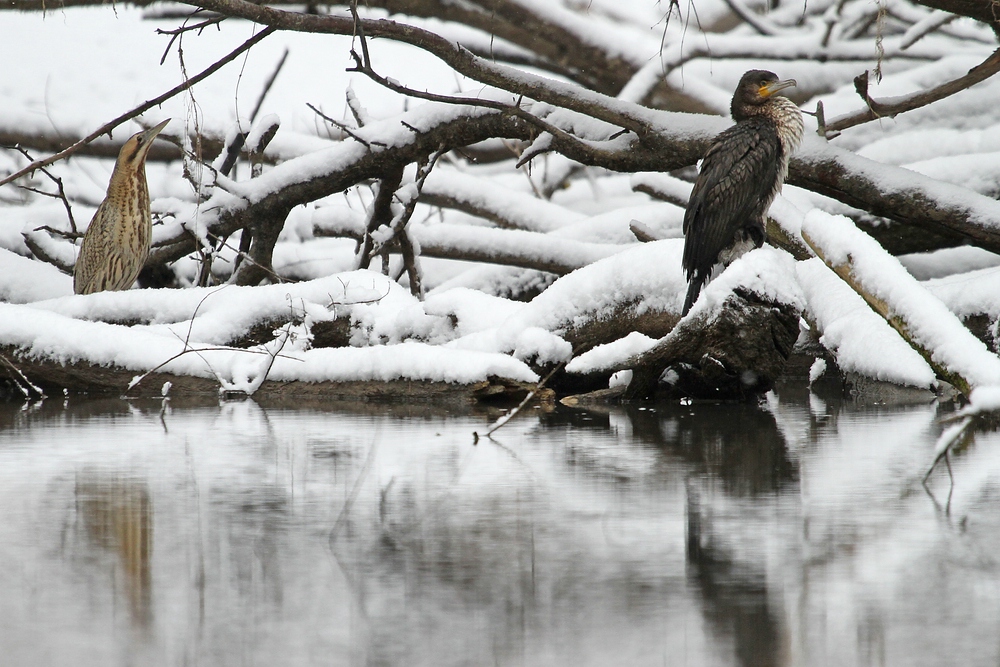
[
  {"x1": 797, "y1": 258, "x2": 936, "y2": 388},
  {"x1": 566, "y1": 332, "x2": 658, "y2": 375},
  {"x1": 809, "y1": 358, "x2": 827, "y2": 384},
  {"x1": 0, "y1": 249, "x2": 73, "y2": 303},
  {"x1": 496, "y1": 239, "x2": 687, "y2": 345},
  {"x1": 803, "y1": 209, "x2": 1000, "y2": 388},
  {"x1": 423, "y1": 288, "x2": 525, "y2": 337},
  {"x1": 684, "y1": 245, "x2": 804, "y2": 320},
  {"x1": 512, "y1": 327, "x2": 573, "y2": 365}
]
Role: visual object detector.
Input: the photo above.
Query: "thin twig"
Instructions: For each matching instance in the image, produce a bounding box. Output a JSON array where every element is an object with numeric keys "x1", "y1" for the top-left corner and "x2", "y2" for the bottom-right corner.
[
  {"x1": 305, "y1": 102, "x2": 384, "y2": 147},
  {"x1": 343, "y1": 39, "x2": 620, "y2": 168},
  {"x1": 249, "y1": 47, "x2": 289, "y2": 122},
  {"x1": 473, "y1": 358, "x2": 567, "y2": 442},
  {"x1": 0, "y1": 353, "x2": 46, "y2": 401},
  {"x1": 0, "y1": 26, "x2": 276, "y2": 189},
  {"x1": 370, "y1": 144, "x2": 446, "y2": 257},
  {"x1": 329, "y1": 427, "x2": 381, "y2": 545},
  {"x1": 721, "y1": 0, "x2": 780, "y2": 35},
  {"x1": 32, "y1": 224, "x2": 82, "y2": 241},
  {"x1": 10, "y1": 145, "x2": 78, "y2": 234}
]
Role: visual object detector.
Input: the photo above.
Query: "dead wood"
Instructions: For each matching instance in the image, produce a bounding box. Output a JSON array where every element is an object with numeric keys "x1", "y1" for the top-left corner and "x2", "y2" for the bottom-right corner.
[
  {"x1": 561, "y1": 302, "x2": 679, "y2": 356},
  {"x1": 622, "y1": 287, "x2": 801, "y2": 400},
  {"x1": 825, "y1": 49, "x2": 1000, "y2": 135},
  {"x1": 789, "y1": 141, "x2": 1000, "y2": 256},
  {"x1": 147, "y1": 112, "x2": 534, "y2": 270},
  {"x1": 0, "y1": 344, "x2": 541, "y2": 404}
]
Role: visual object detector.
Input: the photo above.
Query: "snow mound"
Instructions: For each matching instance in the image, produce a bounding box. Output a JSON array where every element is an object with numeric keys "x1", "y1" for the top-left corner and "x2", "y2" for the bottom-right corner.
[{"x1": 0, "y1": 248, "x2": 73, "y2": 303}]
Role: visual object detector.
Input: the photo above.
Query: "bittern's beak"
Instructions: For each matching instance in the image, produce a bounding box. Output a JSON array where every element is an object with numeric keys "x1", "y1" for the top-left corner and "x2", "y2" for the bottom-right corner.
[
  {"x1": 140, "y1": 118, "x2": 171, "y2": 143},
  {"x1": 760, "y1": 79, "x2": 796, "y2": 98}
]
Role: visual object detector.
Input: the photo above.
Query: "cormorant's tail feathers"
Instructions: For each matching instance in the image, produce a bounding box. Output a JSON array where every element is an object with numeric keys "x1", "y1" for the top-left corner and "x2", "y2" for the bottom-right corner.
[{"x1": 682, "y1": 274, "x2": 706, "y2": 316}]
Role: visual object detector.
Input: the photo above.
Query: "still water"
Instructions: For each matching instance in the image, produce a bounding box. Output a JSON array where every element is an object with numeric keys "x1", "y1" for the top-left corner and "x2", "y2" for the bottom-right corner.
[{"x1": 0, "y1": 381, "x2": 998, "y2": 666}]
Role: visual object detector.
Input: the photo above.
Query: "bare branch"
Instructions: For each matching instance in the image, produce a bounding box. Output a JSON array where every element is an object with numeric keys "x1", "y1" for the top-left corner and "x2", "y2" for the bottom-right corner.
[
  {"x1": 249, "y1": 47, "x2": 289, "y2": 123},
  {"x1": 825, "y1": 48, "x2": 1000, "y2": 134},
  {"x1": 0, "y1": 26, "x2": 275, "y2": 189},
  {"x1": 9, "y1": 146, "x2": 79, "y2": 235},
  {"x1": 721, "y1": 0, "x2": 782, "y2": 35}
]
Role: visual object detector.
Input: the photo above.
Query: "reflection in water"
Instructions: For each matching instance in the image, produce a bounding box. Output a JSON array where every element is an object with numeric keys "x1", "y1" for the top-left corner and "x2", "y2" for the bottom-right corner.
[
  {"x1": 0, "y1": 388, "x2": 997, "y2": 666},
  {"x1": 76, "y1": 474, "x2": 154, "y2": 630}
]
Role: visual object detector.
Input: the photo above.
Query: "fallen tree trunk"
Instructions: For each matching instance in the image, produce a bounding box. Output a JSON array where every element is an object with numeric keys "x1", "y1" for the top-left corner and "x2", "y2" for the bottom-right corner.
[
  {"x1": 621, "y1": 286, "x2": 801, "y2": 400},
  {"x1": 801, "y1": 209, "x2": 1000, "y2": 397},
  {"x1": 615, "y1": 247, "x2": 803, "y2": 400},
  {"x1": 0, "y1": 345, "x2": 540, "y2": 404}
]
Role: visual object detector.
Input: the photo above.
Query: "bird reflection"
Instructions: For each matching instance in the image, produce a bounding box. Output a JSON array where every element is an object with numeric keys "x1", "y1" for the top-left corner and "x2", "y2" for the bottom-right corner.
[
  {"x1": 548, "y1": 401, "x2": 795, "y2": 665},
  {"x1": 687, "y1": 480, "x2": 784, "y2": 667},
  {"x1": 76, "y1": 474, "x2": 153, "y2": 629}
]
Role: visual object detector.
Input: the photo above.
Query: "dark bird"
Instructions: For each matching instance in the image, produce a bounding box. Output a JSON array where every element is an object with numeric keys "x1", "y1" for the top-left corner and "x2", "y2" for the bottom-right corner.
[
  {"x1": 681, "y1": 70, "x2": 803, "y2": 315},
  {"x1": 73, "y1": 119, "x2": 170, "y2": 295}
]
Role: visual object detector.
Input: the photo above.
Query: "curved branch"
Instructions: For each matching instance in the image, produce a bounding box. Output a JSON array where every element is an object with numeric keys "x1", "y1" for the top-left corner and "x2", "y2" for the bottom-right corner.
[
  {"x1": 790, "y1": 135, "x2": 1000, "y2": 255},
  {"x1": 825, "y1": 48, "x2": 1000, "y2": 134}
]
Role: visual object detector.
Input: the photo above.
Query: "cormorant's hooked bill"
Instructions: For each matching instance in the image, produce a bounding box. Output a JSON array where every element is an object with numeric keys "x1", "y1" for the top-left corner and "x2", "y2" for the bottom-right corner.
[{"x1": 680, "y1": 70, "x2": 804, "y2": 316}]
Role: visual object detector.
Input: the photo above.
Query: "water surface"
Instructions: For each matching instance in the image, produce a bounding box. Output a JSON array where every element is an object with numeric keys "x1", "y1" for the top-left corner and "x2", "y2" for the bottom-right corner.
[{"x1": 1, "y1": 382, "x2": 998, "y2": 666}]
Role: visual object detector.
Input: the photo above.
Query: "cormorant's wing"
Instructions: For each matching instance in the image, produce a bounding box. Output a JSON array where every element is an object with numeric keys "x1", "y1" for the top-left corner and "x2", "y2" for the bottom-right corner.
[{"x1": 682, "y1": 117, "x2": 781, "y2": 277}]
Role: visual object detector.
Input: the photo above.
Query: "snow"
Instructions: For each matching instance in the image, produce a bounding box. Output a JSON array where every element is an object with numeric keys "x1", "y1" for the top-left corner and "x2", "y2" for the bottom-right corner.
[
  {"x1": 797, "y1": 134, "x2": 1000, "y2": 234},
  {"x1": 809, "y1": 358, "x2": 827, "y2": 384},
  {"x1": 797, "y1": 257, "x2": 936, "y2": 388},
  {"x1": 1, "y1": 3, "x2": 999, "y2": 395},
  {"x1": 495, "y1": 239, "x2": 686, "y2": 342},
  {"x1": 802, "y1": 210, "x2": 1000, "y2": 389},
  {"x1": 963, "y1": 386, "x2": 1000, "y2": 415},
  {"x1": 423, "y1": 288, "x2": 525, "y2": 337},
  {"x1": 924, "y1": 266, "x2": 1000, "y2": 319},
  {"x1": 685, "y1": 245, "x2": 805, "y2": 319},
  {"x1": 422, "y1": 168, "x2": 584, "y2": 233},
  {"x1": 0, "y1": 270, "x2": 539, "y2": 389},
  {"x1": 565, "y1": 332, "x2": 658, "y2": 375},
  {"x1": 899, "y1": 246, "x2": 1000, "y2": 281},
  {"x1": 0, "y1": 248, "x2": 72, "y2": 303}
]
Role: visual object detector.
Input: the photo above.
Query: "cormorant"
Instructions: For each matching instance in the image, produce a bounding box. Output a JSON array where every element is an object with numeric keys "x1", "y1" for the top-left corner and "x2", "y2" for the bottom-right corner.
[{"x1": 681, "y1": 70, "x2": 803, "y2": 315}]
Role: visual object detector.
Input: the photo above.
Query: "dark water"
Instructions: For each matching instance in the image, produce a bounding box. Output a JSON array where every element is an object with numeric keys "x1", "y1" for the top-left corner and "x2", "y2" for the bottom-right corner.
[{"x1": 1, "y1": 382, "x2": 998, "y2": 666}]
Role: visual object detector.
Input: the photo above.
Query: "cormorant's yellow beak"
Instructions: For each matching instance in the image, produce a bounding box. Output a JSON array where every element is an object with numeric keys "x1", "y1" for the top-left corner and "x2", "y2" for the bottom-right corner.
[{"x1": 759, "y1": 79, "x2": 796, "y2": 97}]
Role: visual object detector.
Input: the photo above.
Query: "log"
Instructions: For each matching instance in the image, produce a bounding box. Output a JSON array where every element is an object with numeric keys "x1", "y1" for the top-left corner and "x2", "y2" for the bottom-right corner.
[
  {"x1": 0, "y1": 344, "x2": 541, "y2": 405},
  {"x1": 622, "y1": 286, "x2": 801, "y2": 400},
  {"x1": 801, "y1": 210, "x2": 1000, "y2": 397}
]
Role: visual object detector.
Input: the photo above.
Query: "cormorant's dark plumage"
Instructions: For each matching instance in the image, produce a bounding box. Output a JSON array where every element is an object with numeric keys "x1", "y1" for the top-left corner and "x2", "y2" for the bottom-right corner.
[{"x1": 681, "y1": 70, "x2": 804, "y2": 315}]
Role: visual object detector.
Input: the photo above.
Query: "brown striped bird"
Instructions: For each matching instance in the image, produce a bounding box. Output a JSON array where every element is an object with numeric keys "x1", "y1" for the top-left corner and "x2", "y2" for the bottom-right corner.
[{"x1": 73, "y1": 118, "x2": 170, "y2": 295}]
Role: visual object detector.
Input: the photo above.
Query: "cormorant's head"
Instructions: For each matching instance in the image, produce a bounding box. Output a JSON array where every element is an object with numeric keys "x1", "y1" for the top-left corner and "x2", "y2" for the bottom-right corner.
[{"x1": 731, "y1": 70, "x2": 796, "y2": 120}]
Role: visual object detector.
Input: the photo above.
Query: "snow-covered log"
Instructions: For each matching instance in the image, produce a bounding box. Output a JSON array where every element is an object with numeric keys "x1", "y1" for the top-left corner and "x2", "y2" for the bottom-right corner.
[
  {"x1": 0, "y1": 277, "x2": 542, "y2": 402},
  {"x1": 622, "y1": 247, "x2": 803, "y2": 400},
  {"x1": 487, "y1": 239, "x2": 687, "y2": 356},
  {"x1": 801, "y1": 209, "x2": 1000, "y2": 396},
  {"x1": 313, "y1": 211, "x2": 626, "y2": 275}
]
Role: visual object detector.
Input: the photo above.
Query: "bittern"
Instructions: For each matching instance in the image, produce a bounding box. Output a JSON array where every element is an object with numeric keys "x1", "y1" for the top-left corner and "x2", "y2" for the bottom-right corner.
[
  {"x1": 681, "y1": 70, "x2": 803, "y2": 315},
  {"x1": 73, "y1": 119, "x2": 170, "y2": 295}
]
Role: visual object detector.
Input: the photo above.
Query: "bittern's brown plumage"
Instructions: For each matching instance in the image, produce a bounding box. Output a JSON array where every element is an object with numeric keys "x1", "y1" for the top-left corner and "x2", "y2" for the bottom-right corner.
[{"x1": 73, "y1": 119, "x2": 170, "y2": 295}]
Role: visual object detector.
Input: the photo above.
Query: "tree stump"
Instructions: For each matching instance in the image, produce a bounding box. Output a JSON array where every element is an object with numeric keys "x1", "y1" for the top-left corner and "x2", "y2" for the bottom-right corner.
[{"x1": 622, "y1": 287, "x2": 801, "y2": 400}]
